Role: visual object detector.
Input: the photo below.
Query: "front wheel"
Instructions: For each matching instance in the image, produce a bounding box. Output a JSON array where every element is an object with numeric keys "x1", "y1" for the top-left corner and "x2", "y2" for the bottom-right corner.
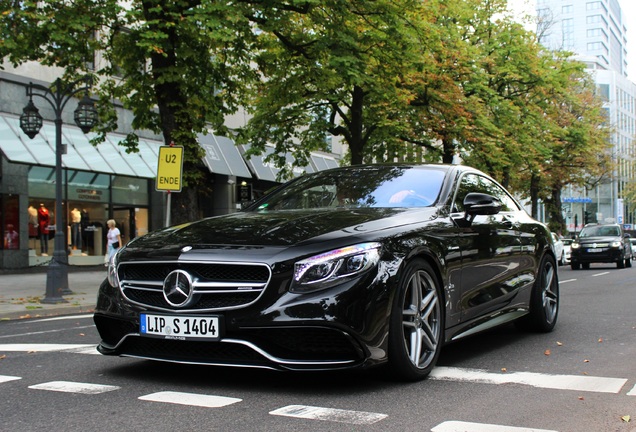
[
  {"x1": 388, "y1": 259, "x2": 444, "y2": 381},
  {"x1": 516, "y1": 254, "x2": 559, "y2": 332}
]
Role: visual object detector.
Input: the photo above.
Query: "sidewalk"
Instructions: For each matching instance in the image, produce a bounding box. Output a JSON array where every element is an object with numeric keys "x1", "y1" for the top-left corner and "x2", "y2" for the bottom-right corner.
[{"x1": 0, "y1": 266, "x2": 106, "y2": 320}]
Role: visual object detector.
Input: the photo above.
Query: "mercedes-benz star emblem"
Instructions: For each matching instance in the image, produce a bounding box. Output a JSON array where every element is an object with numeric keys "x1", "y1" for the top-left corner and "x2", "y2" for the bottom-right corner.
[{"x1": 163, "y1": 270, "x2": 193, "y2": 307}]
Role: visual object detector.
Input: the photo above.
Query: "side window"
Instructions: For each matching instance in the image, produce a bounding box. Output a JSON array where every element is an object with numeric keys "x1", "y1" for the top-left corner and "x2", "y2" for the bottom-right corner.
[
  {"x1": 478, "y1": 177, "x2": 520, "y2": 212},
  {"x1": 452, "y1": 174, "x2": 480, "y2": 212},
  {"x1": 452, "y1": 173, "x2": 520, "y2": 213}
]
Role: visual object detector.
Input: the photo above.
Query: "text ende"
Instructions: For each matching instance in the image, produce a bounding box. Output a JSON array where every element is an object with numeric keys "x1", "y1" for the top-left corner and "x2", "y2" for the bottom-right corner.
[
  {"x1": 147, "y1": 316, "x2": 217, "y2": 337},
  {"x1": 158, "y1": 176, "x2": 180, "y2": 186}
]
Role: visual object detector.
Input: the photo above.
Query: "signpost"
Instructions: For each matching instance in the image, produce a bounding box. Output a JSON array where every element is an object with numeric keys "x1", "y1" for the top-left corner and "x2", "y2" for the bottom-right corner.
[{"x1": 156, "y1": 144, "x2": 184, "y2": 226}]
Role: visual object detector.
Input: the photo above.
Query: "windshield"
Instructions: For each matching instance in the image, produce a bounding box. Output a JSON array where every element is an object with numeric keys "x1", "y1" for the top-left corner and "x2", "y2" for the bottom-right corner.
[
  {"x1": 579, "y1": 225, "x2": 621, "y2": 237},
  {"x1": 254, "y1": 166, "x2": 446, "y2": 211}
]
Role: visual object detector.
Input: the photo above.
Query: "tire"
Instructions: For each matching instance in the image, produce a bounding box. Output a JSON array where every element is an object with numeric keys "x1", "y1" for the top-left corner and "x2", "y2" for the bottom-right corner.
[
  {"x1": 388, "y1": 259, "x2": 443, "y2": 381},
  {"x1": 516, "y1": 254, "x2": 559, "y2": 332},
  {"x1": 627, "y1": 258, "x2": 632, "y2": 268},
  {"x1": 571, "y1": 262, "x2": 580, "y2": 270},
  {"x1": 617, "y1": 257, "x2": 625, "y2": 269}
]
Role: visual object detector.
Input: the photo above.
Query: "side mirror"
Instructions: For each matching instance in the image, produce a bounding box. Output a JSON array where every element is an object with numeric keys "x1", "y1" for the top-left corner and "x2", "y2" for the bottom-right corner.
[{"x1": 464, "y1": 192, "x2": 502, "y2": 223}]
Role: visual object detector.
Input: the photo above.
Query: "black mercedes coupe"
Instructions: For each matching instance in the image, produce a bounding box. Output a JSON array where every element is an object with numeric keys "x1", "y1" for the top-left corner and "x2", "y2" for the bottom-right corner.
[{"x1": 94, "y1": 164, "x2": 559, "y2": 380}]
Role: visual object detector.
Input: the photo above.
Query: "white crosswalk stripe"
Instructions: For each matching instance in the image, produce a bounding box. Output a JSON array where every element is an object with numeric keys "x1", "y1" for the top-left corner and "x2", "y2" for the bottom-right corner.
[
  {"x1": 429, "y1": 366, "x2": 627, "y2": 393},
  {"x1": 432, "y1": 420, "x2": 558, "y2": 432},
  {"x1": 270, "y1": 405, "x2": 387, "y2": 425},
  {"x1": 0, "y1": 375, "x2": 21, "y2": 384},
  {"x1": 139, "y1": 391, "x2": 241, "y2": 408},
  {"x1": 28, "y1": 381, "x2": 120, "y2": 394}
]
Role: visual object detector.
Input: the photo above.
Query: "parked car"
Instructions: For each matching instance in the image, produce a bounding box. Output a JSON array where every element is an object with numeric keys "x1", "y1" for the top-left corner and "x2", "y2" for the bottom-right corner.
[
  {"x1": 94, "y1": 164, "x2": 559, "y2": 381},
  {"x1": 561, "y1": 238, "x2": 573, "y2": 265},
  {"x1": 570, "y1": 223, "x2": 632, "y2": 269},
  {"x1": 552, "y1": 233, "x2": 564, "y2": 265}
]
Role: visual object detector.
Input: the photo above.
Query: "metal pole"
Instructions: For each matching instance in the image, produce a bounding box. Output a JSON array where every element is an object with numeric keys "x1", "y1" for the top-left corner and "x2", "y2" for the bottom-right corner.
[
  {"x1": 42, "y1": 114, "x2": 71, "y2": 303},
  {"x1": 21, "y1": 77, "x2": 95, "y2": 303}
]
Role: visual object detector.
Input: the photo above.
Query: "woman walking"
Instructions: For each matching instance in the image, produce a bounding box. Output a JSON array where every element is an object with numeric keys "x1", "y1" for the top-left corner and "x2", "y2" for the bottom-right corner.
[{"x1": 106, "y1": 219, "x2": 122, "y2": 261}]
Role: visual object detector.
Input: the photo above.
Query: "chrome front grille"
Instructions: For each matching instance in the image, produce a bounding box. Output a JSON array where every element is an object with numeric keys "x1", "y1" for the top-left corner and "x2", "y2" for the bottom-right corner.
[{"x1": 118, "y1": 261, "x2": 271, "y2": 312}]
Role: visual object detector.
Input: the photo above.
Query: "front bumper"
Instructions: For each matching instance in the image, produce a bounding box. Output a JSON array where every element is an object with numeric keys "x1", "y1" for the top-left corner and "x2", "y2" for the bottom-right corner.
[
  {"x1": 93, "y1": 269, "x2": 391, "y2": 371},
  {"x1": 570, "y1": 247, "x2": 623, "y2": 264}
]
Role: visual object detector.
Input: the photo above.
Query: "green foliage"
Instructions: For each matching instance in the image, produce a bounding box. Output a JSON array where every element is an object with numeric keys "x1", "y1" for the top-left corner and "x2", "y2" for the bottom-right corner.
[{"x1": 0, "y1": 0, "x2": 613, "y2": 224}]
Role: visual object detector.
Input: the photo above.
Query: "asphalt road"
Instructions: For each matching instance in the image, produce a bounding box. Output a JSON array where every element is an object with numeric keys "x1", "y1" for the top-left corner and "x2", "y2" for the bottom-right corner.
[{"x1": 1, "y1": 264, "x2": 635, "y2": 432}]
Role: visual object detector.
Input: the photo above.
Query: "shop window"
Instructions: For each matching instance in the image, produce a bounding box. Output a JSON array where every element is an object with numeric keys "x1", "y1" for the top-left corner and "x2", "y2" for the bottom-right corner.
[{"x1": 3, "y1": 194, "x2": 20, "y2": 250}]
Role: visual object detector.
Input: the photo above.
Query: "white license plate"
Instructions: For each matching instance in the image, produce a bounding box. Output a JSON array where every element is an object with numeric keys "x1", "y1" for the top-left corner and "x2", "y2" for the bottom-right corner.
[
  {"x1": 140, "y1": 314, "x2": 220, "y2": 340},
  {"x1": 587, "y1": 248, "x2": 603, "y2": 253}
]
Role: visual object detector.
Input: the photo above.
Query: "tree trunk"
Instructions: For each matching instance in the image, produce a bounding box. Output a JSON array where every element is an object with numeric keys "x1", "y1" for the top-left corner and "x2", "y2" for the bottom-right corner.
[
  {"x1": 530, "y1": 172, "x2": 540, "y2": 219},
  {"x1": 348, "y1": 86, "x2": 366, "y2": 165}
]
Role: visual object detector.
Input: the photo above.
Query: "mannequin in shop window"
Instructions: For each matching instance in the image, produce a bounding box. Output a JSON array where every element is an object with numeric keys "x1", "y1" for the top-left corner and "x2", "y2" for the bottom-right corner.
[
  {"x1": 4, "y1": 224, "x2": 18, "y2": 249},
  {"x1": 28, "y1": 205, "x2": 38, "y2": 238},
  {"x1": 38, "y1": 203, "x2": 50, "y2": 256},
  {"x1": 71, "y1": 207, "x2": 82, "y2": 251}
]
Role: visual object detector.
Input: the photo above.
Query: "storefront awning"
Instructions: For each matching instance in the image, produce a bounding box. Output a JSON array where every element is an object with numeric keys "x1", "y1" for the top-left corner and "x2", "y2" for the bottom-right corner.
[
  {"x1": 0, "y1": 113, "x2": 161, "y2": 178},
  {"x1": 310, "y1": 153, "x2": 339, "y2": 171},
  {"x1": 200, "y1": 133, "x2": 252, "y2": 178},
  {"x1": 242, "y1": 144, "x2": 316, "y2": 182},
  {"x1": 0, "y1": 112, "x2": 340, "y2": 182}
]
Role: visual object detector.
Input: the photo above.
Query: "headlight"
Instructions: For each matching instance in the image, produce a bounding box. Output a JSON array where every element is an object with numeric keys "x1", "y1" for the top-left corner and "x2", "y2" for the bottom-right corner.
[
  {"x1": 107, "y1": 251, "x2": 120, "y2": 287},
  {"x1": 610, "y1": 241, "x2": 622, "y2": 248},
  {"x1": 571, "y1": 242, "x2": 580, "y2": 249},
  {"x1": 290, "y1": 242, "x2": 381, "y2": 293}
]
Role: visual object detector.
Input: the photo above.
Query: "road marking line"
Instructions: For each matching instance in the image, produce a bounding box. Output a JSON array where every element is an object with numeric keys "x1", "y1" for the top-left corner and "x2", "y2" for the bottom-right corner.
[
  {"x1": 429, "y1": 367, "x2": 627, "y2": 393},
  {"x1": 592, "y1": 272, "x2": 610, "y2": 277},
  {"x1": 627, "y1": 384, "x2": 636, "y2": 396},
  {"x1": 558, "y1": 279, "x2": 576, "y2": 284},
  {"x1": 33, "y1": 314, "x2": 94, "y2": 322},
  {"x1": 139, "y1": 391, "x2": 241, "y2": 408},
  {"x1": 0, "y1": 324, "x2": 95, "y2": 339},
  {"x1": 0, "y1": 343, "x2": 95, "y2": 352},
  {"x1": 432, "y1": 420, "x2": 558, "y2": 432},
  {"x1": 0, "y1": 375, "x2": 21, "y2": 384},
  {"x1": 29, "y1": 381, "x2": 119, "y2": 394},
  {"x1": 270, "y1": 405, "x2": 387, "y2": 425}
]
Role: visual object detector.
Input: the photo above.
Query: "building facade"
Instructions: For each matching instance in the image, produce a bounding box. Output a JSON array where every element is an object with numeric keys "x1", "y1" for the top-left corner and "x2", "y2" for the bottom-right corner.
[{"x1": 535, "y1": 0, "x2": 636, "y2": 233}]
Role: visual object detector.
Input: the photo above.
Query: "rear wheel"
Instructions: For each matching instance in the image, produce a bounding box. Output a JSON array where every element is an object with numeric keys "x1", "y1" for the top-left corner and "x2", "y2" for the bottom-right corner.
[
  {"x1": 516, "y1": 254, "x2": 559, "y2": 332},
  {"x1": 388, "y1": 259, "x2": 443, "y2": 381},
  {"x1": 617, "y1": 257, "x2": 625, "y2": 269}
]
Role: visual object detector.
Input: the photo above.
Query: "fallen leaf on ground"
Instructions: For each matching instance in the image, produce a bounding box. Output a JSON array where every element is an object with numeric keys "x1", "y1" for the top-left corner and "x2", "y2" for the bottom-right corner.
[
  {"x1": 0, "y1": 354, "x2": 6, "y2": 360},
  {"x1": 598, "y1": 338, "x2": 603, "y2": 343},
  {"x1": 584, "y1": 359, "x2": 590, "y2": 363},
  {"x1": 578, "y1": 396, "x2": 585, "y2": 400},
  {"x1": 621, "y1": 415, "x2": 630, "y2": 423},
  {"x1": 544, "y1": 349, "x2": 551, "y2": 356},
  {"x1": 501, "y1": 368, "x2": 507, "y2": 373},
  {"x1": 556, "y1": 341, "x2": 563, "y2": 346}
]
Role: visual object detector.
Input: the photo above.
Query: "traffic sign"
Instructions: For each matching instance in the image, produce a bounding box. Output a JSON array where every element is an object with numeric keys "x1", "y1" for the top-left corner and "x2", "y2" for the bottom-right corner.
[{"x1": 156, "y1": 145, "x2": 184, "y2": 192}]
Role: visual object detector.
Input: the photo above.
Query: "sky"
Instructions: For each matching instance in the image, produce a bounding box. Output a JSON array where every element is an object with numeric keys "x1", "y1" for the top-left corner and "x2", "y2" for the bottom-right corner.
[{"x1": 508, "y1": 0, "x2": 636, "y2": 80}]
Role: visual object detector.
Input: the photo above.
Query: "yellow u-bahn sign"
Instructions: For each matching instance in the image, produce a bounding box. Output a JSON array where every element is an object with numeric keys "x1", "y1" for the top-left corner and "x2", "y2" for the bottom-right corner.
[{"x1": 156, "y1": 145, "x2": 184, "y2": 192}]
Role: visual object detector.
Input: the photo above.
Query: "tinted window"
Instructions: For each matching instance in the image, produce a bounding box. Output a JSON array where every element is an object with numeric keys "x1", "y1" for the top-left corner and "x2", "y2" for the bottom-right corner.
[
  {"x1": 255, "y1": 166, "x2": 446, "y2": 210},
  {"x1": 453, "y1": 174, "x2": 519, "y2": 212}
]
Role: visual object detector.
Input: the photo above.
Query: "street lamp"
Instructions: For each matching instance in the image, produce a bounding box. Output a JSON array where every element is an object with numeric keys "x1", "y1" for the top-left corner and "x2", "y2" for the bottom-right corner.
[{"x1": 20, "y1": 77, "x2": 98, "y2": 304}]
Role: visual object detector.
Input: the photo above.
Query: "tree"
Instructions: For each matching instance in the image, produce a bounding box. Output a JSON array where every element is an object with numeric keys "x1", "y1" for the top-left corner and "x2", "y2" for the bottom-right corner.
[
  {"x1": 1, "y1": 0, "x2": 257, "y2": 224},
  {"x1": 235, "y1": 0, "x2": 440, "y2": 170}
]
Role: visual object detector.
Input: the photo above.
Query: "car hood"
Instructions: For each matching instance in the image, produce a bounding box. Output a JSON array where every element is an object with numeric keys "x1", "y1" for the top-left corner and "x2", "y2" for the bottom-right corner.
[
  {"x1": 576, "y1": 236, "x2": 622, "y2": 244},
  {"x1": 120, "y1": 207, "x2": 439, "y2": 260}
]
